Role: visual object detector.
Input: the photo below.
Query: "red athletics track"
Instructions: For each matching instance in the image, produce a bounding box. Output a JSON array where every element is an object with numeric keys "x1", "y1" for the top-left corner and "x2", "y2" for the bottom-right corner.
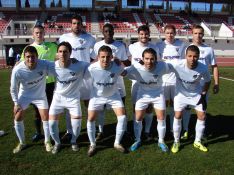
[{"x1": 0, "y1": 57, "x2": 234, "y2": 69}]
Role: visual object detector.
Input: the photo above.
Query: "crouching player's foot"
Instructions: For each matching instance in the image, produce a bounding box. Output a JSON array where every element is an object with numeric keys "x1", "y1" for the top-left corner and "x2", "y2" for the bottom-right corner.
[
  {"x1": 114, "y1": 143, "x2": 126, "y2": 153},
  {"x1": 171, "y1": 142, "x2": 180, "y2": 154},
  {"x1": 158, "y1": 142, "x2": 169, "y2": 153},
  {"x1": 87, "y1": 145, "x2": 96, "y2": 157},
  {"x1": 51, "y1": 144, "x2": 61, "y2": 154},
  {"x1": 181, "y1": 131, "x2": 188, "y2": 140},
  {"x1": 13, "y1": 143, "x2": 27, "y2": 154},
  {"x1": 193, "y1": 141, "x2": 208, "y2": 152},
  {"x1": 130, "y1": 141, "x2": 141, "y2": 152},
  {"x1": 71, "y1": 143, "x2": 79, "y2": 152},
  {"x1": 45, "y1": 141, "x2": 53, "y2": 152}
]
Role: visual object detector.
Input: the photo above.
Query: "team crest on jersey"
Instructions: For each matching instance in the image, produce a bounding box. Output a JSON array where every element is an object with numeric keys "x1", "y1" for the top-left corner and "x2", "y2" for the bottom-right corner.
[
  {"x1": 70, "y1": 72, "x2": 76, "y2": 76},
  {"x1": 176, "y1": 48, "x2": 179, "y2": 52},
  {"x1": 153, "y1": 74, "x2": 158, "y2": 79},
  {"x1": 43, "y1": 45, "x2": 48, "y2": 50},
  {"x1": 110, "y1": 73, "x2": 115, "y2": 78},
  {"x1": 193, "y1": 74, "x2": 199, "y2": 79},
  {"x1": 38, "y1": 71, "x2": 43, "y2": 76},
  {"x1": 79, "y1": 39, "x2": 84, "y2": 44}
]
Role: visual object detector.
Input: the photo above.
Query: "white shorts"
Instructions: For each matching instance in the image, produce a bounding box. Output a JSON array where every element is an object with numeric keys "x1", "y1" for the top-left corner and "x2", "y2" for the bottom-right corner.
[
  {"x1": 174, "y1": 93, "x2": 204, "y2": 112},
  {"x1": 117, "y1": 76, "x2": 126, "y2": 97},
  {"x1": 135, "y1": 92, "x2": 165, "y2": 110},
  {"x1": 80, "y1": 78, "x2": 92, "y2": 100},
  {"x1": 49, "y1": 93, "x2": 82, "y2": 116},
  {"x1": 163, "y1": 82, "x2": 175, "y2": 101},
  {"x1": 18, "y1": 96, "x2": 48, "y2": 110},
  {"x1": 131, "y1": 80, "x2": 139, "y2": 104},
  {"x1": 88, "y1": 93, "x2": 124, "y2": 111}
]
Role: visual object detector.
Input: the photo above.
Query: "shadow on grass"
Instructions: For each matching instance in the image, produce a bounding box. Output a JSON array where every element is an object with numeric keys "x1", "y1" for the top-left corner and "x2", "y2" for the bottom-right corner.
[{"x1": 59, "y1": 114, "x2": 234, "y2": 152}]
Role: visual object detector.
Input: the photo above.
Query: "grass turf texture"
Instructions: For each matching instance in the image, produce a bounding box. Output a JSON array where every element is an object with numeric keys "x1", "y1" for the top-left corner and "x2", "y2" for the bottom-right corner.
[{"x1": 0, "y1": 67, "x2": 234, "y2": 175}]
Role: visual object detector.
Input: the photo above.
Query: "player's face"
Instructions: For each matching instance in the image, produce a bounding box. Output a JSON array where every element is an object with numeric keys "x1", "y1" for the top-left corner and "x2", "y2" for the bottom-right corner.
[
  {"x1": 186, "y1": 50, "x2": 199, "y2": 69},
  {"x1": 165, "y1": 28, "x2": 175, "y2": 43},
  {"x1": 57, "y1": 45, "x2": 71, "y2": 63},
  {"x1": 98, "y1": 51, "x2": 113, "y2": 69},
  {"x1": 71, "y1": 19, "x2": 82, "y2": 35},
  {"x1": 103, "y1": 27, "x2": 114, "y2": 43},
  {"x1": 24, "y1": 52, "x2": 38, "y2": 70},
  {"x1": 192, "y1": 28, "x2": 204, "y2": 45},
  {"x1": 138, "y1": 30, "x2": 150, "y2": 44},
  {"x1": 33, "y1": 28, "x2": 45, "y2": 43},
  {"x1": 143, "y1": 52, "x2": 156, "y2": 70}
]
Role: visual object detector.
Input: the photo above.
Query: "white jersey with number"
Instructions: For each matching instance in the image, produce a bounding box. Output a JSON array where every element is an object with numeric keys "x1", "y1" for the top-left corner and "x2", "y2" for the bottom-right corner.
[
  {"x1": 53, "y1": 60, "x2": 89, "y2": 97},
  {"x1": 128, "y1": 41, "x2": 156, "y2": 65},
  {"x1": 168, "y1": 59, "x2": 211, "y2": 97},
  {"x1": 125, "y1": 61, "x2": 168, "y2": 97},
  {"x1": 87, "y1": 61, "x2": 124, "y2": 97},
  {"x1": 59, "y1": 32, "x2": 95, "y2": 63},
  {"x1": 155, "y1": 39, "x2": 186, "y2": 84},
  {"x1": 10, "y1": 60, "x2": 54, "y2": 105},
  {"x1": 91, "y1": 40, "x2": 128, "y2": 97}
]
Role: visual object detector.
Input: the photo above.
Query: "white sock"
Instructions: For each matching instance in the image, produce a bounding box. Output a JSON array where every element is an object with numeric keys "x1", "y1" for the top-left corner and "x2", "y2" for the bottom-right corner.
[
  {"x1": 87, "y1": 121, "x2": 96, "y2": 146},
  {"x1": 195, "y1": 119, "x2": 205, "y2": 142},
  {"x1": 144, "y1": 113, "x2": 153, "y2": 133},
  {"x1": 173, "y1": 118, "x2": 182, "y2": 143},
  {"x1": 114, "y1": 115, "x2": 126, "y2": 145},
  {"x1": 42, "y1": 120, "x2": 50, "y2": 143},
  {"x1": 134, "y1": 120, "x2": 142, "y2": 142},
  {"x1": 70, "y1": 118, "x2": 82, "y2": 144},
  {"x1": 168, "y1": 107, "x2": 174, "y2": 131},
  {"x1": 157, "y1": 119, "x2": 166, "y2": 143},
  {"x1": 14, "y1": 120, "x2": 25, "y2": 144},
  {"x1": 49, "y1": 120, "x2": 60, "y2": 145},
  {"x1": 65, "y1": 111, "x2": 73, "y2": 134},
  {"x1": 97, "y1": 110, "x2": 105, "y2": 133},
  {"x1": 182, "y1": 109, "x2": 191, "y2": 132}
]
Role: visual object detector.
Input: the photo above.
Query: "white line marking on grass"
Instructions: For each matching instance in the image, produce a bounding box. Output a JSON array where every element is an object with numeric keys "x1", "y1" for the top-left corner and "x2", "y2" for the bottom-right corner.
[{"x1": 220, "y1": 76, "x2": 234, "y2": 82}]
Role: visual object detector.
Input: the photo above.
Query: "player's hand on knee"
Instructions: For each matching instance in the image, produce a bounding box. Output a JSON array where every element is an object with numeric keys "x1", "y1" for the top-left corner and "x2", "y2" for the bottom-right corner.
[
  {"x1": 213, "y1": 84, "x2": 219, "y2": 94},
  {"x1": 196, "y1": 94, "x2": 207, "y2": 111}
]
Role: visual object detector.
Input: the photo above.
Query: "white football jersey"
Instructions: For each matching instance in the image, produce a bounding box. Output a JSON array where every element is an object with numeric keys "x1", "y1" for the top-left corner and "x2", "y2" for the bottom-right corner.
[
  {"x1": 125, "y1": 61, "x2": 168, "y2": 97},
  {"x1": 59, "y1": 32, "x2": 95, "y2": 63},
  {"x1": 87, "y1": 61, "x2": 124, "y2": 97},
  {"x1": 155, "y1": 39, "x2": 186, "y2": 84},
  {"x1": 53, "y1": 60, "x2": 89, "y2": 97},
  {"x1": 10, "y1": 60, "x2": 54, "y2": 105},
  {"x1": 192, "y1": 43, "x2": 216, "y2": 66},
  {"x1": 168, "y1": 59, "x2": 211, "y2": 97},
  {"x1": 128, "y1": 41, "x2": 156, "y2": 65},
  {"x1": 91, "y1": 40, "x2": 128, "y2": 97}
]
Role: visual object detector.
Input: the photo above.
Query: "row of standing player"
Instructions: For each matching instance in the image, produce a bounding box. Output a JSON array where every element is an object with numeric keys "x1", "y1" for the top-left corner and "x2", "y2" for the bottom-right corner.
[{"x1": 11, "y1": 14, "x2": 219, "y2": 156}]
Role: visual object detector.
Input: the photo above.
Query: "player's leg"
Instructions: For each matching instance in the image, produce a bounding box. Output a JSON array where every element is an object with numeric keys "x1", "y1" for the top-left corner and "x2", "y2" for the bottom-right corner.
[
  {"x1": 32, "y1": 105, "x2": 43, "y2": 142},
  {"x1": 193, "y1": 99, "x2": 208, "y2": 152},
  {"x1": 171, "y1": 93, "x2": 186, "y2": 153},
  {"x1": 112, "y1": 106, "x2": 127, "y2": 153},
  {"x1": 13, "y1": 97, "x2": 29, "y2": 153},
  {"x1": 153, "y1": 94, "x2": 168, "y2": 152},
  {"x1": 143, "y1": 105, "x2": 153, "y2": 141},
  {"x1": 181, "y1": 106, "x2": 191, "y2": 140},
  {"x1": 67, "y1": 97, "x2": 82, "y2": 152}
]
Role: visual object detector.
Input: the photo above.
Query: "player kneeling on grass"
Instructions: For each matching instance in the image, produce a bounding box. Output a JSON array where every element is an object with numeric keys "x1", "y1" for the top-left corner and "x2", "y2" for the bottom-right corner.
[
  {"x1": 10, "y1": 46, "x2": 54, "y2": 154},
  {"x1": 48, "y1": 42, "x2": 89, "y2": 154},
  {"x1": 168, "y1": 45, "x2": 211, "y2": 153},
  {"x1": 123, "y1": 48, "x2": 169, "y2": 152},
  {"x1": 86, "y1": 45, "x2": 127, "y2": 157}
]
